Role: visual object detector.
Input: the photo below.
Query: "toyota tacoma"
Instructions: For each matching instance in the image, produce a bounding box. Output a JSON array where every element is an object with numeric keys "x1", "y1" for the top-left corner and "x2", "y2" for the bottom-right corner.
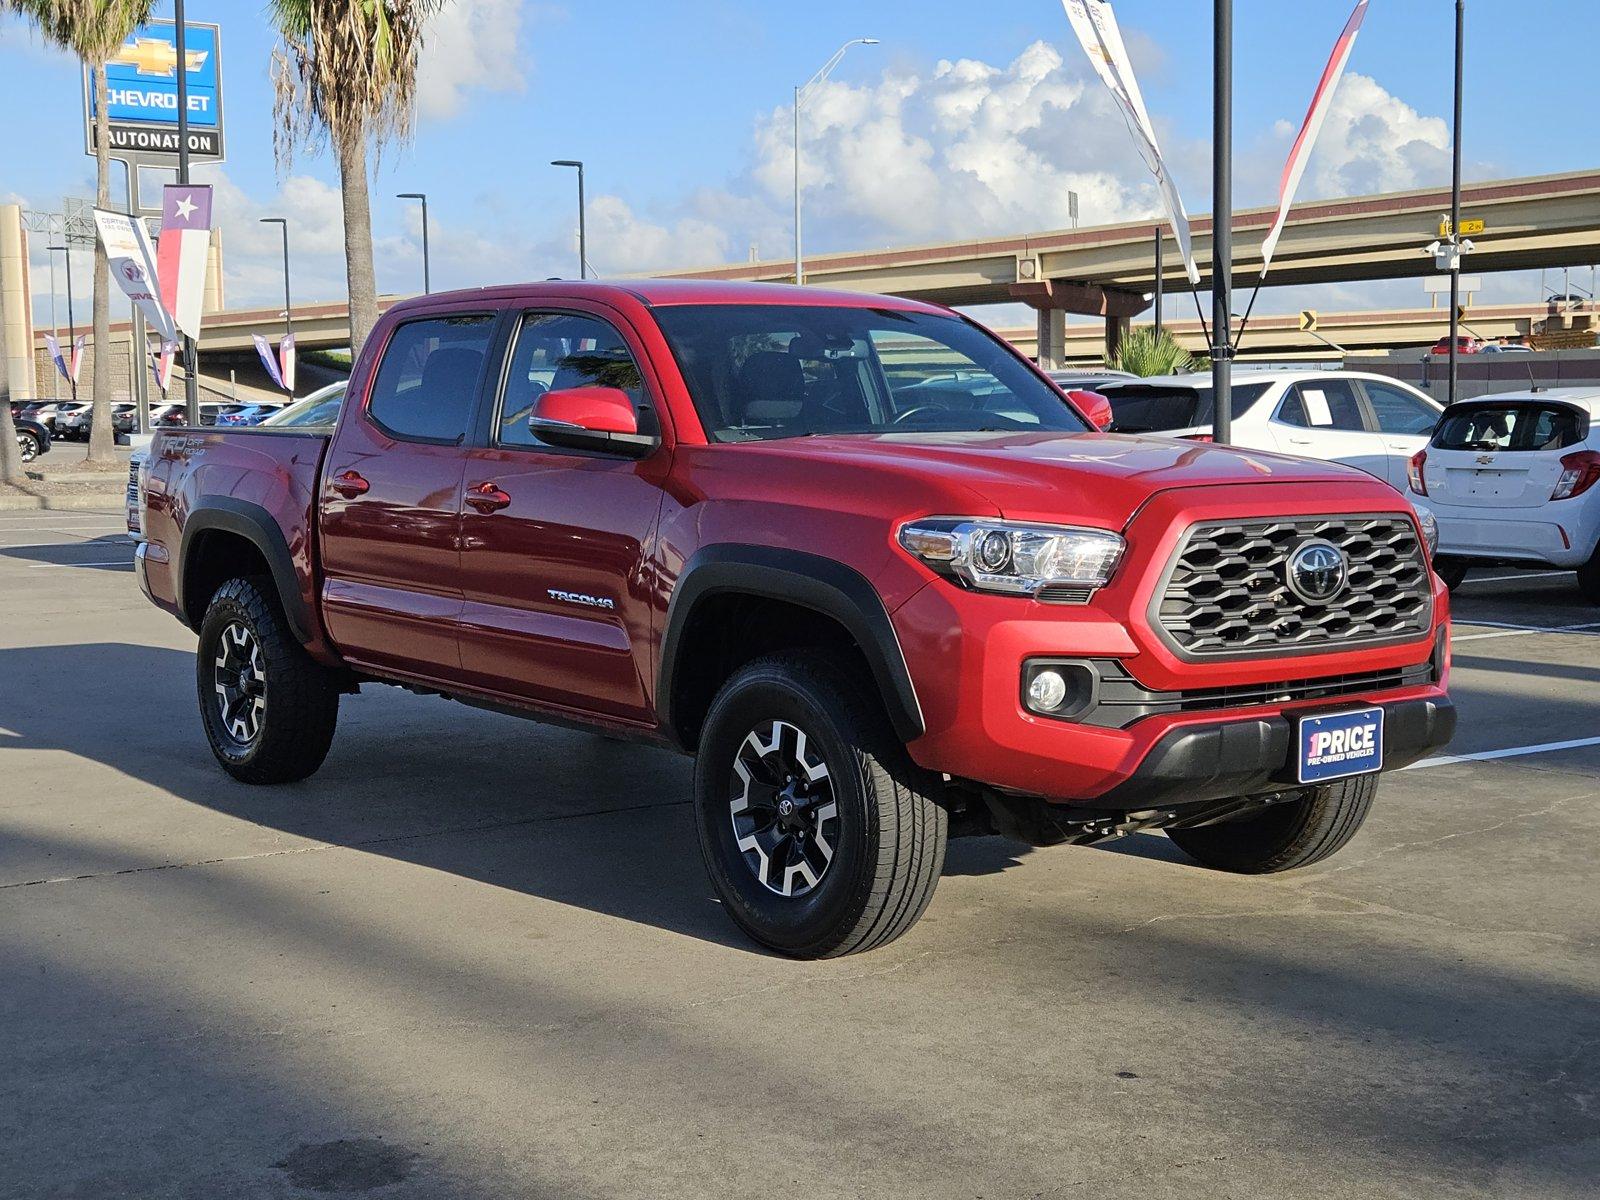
[{"x1": 133, "y1": 281, "x2": 1455, "y2": 957}]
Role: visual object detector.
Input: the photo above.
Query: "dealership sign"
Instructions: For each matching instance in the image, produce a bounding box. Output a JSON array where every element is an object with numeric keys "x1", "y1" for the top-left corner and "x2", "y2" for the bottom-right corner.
[{"x1": 84, "y1": 20, "x2": 224, "y2": 161}]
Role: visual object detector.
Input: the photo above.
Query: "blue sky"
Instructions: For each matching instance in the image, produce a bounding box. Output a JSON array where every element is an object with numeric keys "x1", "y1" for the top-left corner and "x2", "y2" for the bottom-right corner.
[{"x1": 3, "y1": 0, "x2": 1595, "y2": 326}]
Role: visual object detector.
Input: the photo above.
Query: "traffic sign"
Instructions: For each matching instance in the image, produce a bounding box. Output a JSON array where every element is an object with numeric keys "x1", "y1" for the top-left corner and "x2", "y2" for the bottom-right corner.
[
  {"x1": 1298, "y1": 309, "x2": 1319, "y2": 333},
  {"x1": 1438, "y1": 217, "x2": 1485, "y2": 237},
  {"x1": 84, "y1": 20, "x2": 224, "y2": 162}
]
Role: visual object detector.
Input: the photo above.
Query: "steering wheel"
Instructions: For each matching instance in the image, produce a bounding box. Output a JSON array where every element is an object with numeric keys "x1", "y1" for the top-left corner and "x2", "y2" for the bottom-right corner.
[{"x1": 892, "y1": 406, "x2": 949, "y2": 426}]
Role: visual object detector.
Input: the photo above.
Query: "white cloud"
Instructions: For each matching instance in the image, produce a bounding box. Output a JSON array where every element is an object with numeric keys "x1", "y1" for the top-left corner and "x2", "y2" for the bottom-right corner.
[
  {"x1": 416, "y1": 0, "x2": 531, "y2": 121},
  {"x1": 1299, "y1": 73, "x2": 1454, "y2": 198}
]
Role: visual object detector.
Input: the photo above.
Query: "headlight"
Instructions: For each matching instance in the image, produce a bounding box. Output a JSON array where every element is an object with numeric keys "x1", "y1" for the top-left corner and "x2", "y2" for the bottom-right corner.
[
  {"x1": 897, "y1": 517, "x2": 1125, "y2": 597},
  {"x1": 1412, "y1": 501, "x2": 1439, "y2": 560}
]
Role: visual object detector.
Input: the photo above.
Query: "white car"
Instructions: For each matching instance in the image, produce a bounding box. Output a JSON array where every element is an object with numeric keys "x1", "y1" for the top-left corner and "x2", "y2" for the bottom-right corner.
[
  {"x1": 1408, "y1": 388, "x2": 1600, "y2": 600},
  {"x1": 1094, "y1": 370, "x2": 1443, "y2": 491}
]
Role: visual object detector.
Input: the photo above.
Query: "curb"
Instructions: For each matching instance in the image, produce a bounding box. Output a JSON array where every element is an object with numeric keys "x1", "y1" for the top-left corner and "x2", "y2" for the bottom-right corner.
[{"x1": 0, "y1": 493, "x2": 127, "y2": 512}]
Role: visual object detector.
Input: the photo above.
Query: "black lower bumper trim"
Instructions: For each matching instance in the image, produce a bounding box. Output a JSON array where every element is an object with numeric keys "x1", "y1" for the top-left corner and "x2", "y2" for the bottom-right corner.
[{"x1": 1089, "y1": 696, "x2": 1457, "y2": 811}]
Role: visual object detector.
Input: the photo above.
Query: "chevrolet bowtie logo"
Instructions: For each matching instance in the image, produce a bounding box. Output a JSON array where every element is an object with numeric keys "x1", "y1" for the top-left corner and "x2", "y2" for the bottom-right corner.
[{"x1": 109, "y1": 37, "x2": 208, "y2": 77}]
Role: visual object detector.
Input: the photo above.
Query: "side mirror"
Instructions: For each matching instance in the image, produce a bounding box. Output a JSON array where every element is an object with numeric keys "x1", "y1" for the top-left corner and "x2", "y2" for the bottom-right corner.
[
  {"x1": 1067, "y1": 389, "x2": 1114, "y2": 431},
  {"x1": 530, "y1": 386, "x2": 658, "y2": 457}
]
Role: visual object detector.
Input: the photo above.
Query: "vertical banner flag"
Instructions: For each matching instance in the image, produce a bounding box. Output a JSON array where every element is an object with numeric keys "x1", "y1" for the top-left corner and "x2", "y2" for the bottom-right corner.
[
  {"x1": 45, "y1": 333, "x2": 67, "y2": 383},
  {"x1": 1062, "y1": 0, "x2": 1200, "y2": 285},
  {"x1": 156, "y1": 184, "x2": 213, "y2": 338},
  {"x1": 93, "y1": 208, "x2": 176, "y2": 340},
  {"x1": 253, "y1": 333, "x2": 287, "y2": 391},
  {"x1": 70, "y1": 335, "x2": 85, "y2": 384},
  {"x1": 1259, "y1": 0, "x2": 1369, "y2": 276},
  {"x1": 279, "y1": 333, "x2": 296, "y2": 394},
  {"x1": 151, "y1": 339, "x2": 177, "y2": 396}
]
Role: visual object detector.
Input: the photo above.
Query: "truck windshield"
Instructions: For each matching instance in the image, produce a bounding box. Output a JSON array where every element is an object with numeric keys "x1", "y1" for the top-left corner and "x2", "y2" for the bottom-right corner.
[
  {"x1": 652, "y1": 304, "x2": 1088, "y2": 441},
  {"x1": 1432, "y1": 402, "x2": 1589, "y2": 452}
]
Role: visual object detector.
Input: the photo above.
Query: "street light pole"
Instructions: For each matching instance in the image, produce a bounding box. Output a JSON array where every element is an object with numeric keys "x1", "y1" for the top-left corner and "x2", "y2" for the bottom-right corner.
[
  {"x1": 1448, "y1": 0, "x2": 1465, "y2": 406},
  {"x1": 174, "y1": 0, "x2": 198, "y2": 423},
  {"x1": 550, "y1": 161, "x2": 587, "y2": 279},
  {"x1": 1211, "y1": 0, "x2": 1234, "y2": 444},
  {"x1": 396, "y1": 193, "x2": 431, "y2": 293},
  {"x1": 259, "y1": 218, "x2": 292, "y2": 344},
  {"x1": 49, "y1": 245, "x2": 77, "y2": 403},
  {"x1": 794, "y1": 38, "x2": 878, "y2": 286},
  {"x1": 1153, "y1": 226, "x2": 1164, "y2": 336}
]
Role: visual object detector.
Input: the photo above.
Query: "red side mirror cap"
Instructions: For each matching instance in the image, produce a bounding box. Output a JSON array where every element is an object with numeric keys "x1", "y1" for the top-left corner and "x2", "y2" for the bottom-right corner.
[
  {"x1": 532, "y1": 386, "x2": 639, "y2": 435},
  {"x1": 1067, "y1": 389, "x2": 1114, "y2": 431}
]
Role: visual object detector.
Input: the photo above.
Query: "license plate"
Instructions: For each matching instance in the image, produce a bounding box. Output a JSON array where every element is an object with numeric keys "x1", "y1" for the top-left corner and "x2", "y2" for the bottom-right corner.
[{"x1": 1297, "y1": 707, "x2": 1384, "y2": 784}]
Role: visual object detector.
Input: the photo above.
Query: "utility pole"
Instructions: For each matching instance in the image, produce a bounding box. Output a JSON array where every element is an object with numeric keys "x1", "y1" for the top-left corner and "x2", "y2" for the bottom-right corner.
[
  {"x1": 550, "y1": 161, "x2": 587, "y2": 279},
  {"x1": 175, "y1": 0, "x2": 198, "y2": 423},
  {"x1": 1211, "y1": 0, "x2": 1233, "y2": 444},
  {"x1": 397, "y1": 193, "x2": 431, "y2": 293},
  {"x1": 1153, "y1": 227, "x2": 1164, "y2": 336},
  {"x1": 1447, "y1": 0, "x2": 1464, "y2": 407}
]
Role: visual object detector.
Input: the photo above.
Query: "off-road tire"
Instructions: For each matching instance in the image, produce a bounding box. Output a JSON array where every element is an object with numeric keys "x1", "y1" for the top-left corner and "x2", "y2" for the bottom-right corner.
[
  {"x1": 17, "y1": 431, "x2": 39, "y2": 463},
  {"x1": 197, "y1": 576, "x2": 339, "y2": 785},
  {"x1": 693, "y1": 652, "x2": 947, "y2": 958},
  {"x1": 1167, "y1": 775, "x2": 1378, "y2": 874}
]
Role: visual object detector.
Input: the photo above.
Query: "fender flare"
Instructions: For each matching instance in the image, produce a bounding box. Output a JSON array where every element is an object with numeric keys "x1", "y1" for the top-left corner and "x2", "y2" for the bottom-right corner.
[
  {"x1": 658, "y1": 544, "x2": 925, "y2": 746},
  {"x1": 177, "y1": 497, "x2": 314, "y2": 645}
]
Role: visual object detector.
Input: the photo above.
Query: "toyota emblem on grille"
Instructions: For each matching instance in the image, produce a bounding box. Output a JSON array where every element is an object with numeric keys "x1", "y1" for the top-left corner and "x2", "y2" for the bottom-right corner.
[{"x1": 1285, "y1": 539, "x2": 1348, "y2": 605}]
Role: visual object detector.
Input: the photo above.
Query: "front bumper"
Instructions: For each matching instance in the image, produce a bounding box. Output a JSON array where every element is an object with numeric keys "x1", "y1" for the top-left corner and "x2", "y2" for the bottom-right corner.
[{"x1": 1091, "y1": 695, "x2": 1456, "y2": 811}]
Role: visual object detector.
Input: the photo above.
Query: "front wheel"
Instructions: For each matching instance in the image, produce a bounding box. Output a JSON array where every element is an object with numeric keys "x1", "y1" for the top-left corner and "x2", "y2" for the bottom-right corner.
[
  {"x1": 1167, "y1": 775, "x2": 1377, "y2": 874},
  {"x1": 197, "y1": 577, "x2": 340, "y2": 784},
  {"x1": 693, "y1": 653, "x2": 948, "y2": 958},
  {"x1": 1577, "y1": 550, "x2": 1600, "y2": 604},
  {"x1": 17, "y1": 431, "x2": 40, "y2": 463},
  {"x1": 1433, "y1": 557, "x2": 1469, "y2": 591}
]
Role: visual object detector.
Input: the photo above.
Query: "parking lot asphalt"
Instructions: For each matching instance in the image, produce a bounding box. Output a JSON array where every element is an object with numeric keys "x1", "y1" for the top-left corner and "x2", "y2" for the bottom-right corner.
[{"x1": 1, "y1": 510, "x2": 1596, "y2": 1200}]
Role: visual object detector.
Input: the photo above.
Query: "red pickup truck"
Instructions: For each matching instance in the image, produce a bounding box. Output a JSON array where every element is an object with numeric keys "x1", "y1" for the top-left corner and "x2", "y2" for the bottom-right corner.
[{"x1": 134, "y1": 280, "x2": 1454, "y2": 957}]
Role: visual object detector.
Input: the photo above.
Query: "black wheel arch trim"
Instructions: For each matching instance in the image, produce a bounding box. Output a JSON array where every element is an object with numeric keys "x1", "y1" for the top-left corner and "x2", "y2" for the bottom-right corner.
[
  {"x1": 177, "y1": 497, "x2": 315, "y2": 645},
  {"x1": 658, "y1": 544, "x2": 925, "y2": 746}
]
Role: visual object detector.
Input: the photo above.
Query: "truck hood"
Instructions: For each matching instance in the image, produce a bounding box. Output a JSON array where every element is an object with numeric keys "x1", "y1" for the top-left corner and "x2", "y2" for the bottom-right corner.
[{"x1": 748, "y1": 430, "x2": 1378, "y2": 528}]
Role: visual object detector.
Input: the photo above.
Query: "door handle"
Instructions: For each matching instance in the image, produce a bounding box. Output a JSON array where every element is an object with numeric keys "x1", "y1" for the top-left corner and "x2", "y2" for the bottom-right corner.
[
  {"x1": 1288, "y1": 437, "x2": 1313, "y2": 445},
  {"x1": 465, "y1": 481, "x2": 512, "y2": 513},
  {"x1": 330, "y1": 470, "x2": 370, "y2": 498}
]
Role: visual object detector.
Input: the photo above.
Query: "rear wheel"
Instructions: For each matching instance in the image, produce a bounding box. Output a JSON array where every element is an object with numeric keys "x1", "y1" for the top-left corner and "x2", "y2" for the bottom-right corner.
[
  {"x1": 1433, "y1": 557, "x2": 1469, "y2": 591},
  {"x1": 1167, "y1": 776, "x2": 1377, "y2": 874},
  {"x1": 693, "y1": 652, "x2": 947, "y2": 958},
  {"x1": 197, "y1": 577, "x2": 340, "y2": 784},
  {"x1": 1577, "y1": 550, "x2": 1600, "y2": 604}
]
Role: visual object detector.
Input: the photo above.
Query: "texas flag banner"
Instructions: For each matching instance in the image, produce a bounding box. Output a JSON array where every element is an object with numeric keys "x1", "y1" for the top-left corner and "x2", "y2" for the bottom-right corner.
[
  {"x1": 151, "y1": 339, "x2": 177, "y2": 397},
  {"x1": 253, "y1": 333, "x2": 287, "y2": 391},
  {"x1": 157, "y1": 184, "x2": 213, "y2": 339},
  {"x1": 1259, "y1": 0, "x2": 1369, "y2": 277},
  {"x1": 279, "y1": 333, "x2": 296, "y2": 394}
]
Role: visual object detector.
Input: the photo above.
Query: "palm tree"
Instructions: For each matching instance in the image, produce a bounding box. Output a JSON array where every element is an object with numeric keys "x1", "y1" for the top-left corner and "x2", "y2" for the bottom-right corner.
[
  {"x1": 0, "y1": 324, "x2": 20, "y2": 486},
  {"x1": 1110, "y1": 327, "x2": 1195, "y2": 377},
  {"x1": 269, "y1": 0, "x2": 443, "y2": 355},
  {"x1": 7, "y1": 0, "x2": 154, "y2": 467}
]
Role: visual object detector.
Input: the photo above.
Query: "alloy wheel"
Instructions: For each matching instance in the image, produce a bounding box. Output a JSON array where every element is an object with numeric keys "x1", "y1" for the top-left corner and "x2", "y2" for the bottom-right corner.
[
  {"x1": 214, "y1": 621, "x2": 266, "y2": 745},
  {"x1": 729, "y1": 719, "x2": 839, "y2": 897}
]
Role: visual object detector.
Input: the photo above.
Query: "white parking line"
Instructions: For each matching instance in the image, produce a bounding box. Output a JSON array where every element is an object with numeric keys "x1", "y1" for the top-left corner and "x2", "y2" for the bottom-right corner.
[
  {"x1": 1403, "y1": 736, "x2": 1600, "y2": 770},
  {"x1": 1452, "y1": 621, "x2": 1600, "y2": 643},
  {"x1": 1458, "y1": 571, "x2": 1569, "y2": 585}
]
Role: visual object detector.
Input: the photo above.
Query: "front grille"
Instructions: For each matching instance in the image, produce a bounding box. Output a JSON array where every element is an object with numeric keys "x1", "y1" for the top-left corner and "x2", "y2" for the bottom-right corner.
[{"x1": 1155, "y1": 514, "x2": 1432, "y2": 658}]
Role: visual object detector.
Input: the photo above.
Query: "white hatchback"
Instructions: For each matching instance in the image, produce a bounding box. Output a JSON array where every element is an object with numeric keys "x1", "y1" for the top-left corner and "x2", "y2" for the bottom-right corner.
[
  {"x1": 1094, "y1": 370, "x2": 1442, "y2": 491},
  {"x1": 1408, "y1": 388, "x2": 1600, "y2": 600}
]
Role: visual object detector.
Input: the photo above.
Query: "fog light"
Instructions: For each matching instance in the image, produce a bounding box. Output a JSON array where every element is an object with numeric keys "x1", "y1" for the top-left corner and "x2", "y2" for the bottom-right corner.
[{"x1": 1027, "y1": 669, "x2": 1068, "y2": 712}]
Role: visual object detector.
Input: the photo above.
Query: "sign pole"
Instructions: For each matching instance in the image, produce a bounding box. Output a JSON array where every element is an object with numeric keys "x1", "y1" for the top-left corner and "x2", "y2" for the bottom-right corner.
[
  {"x1": 1211, "y1": 0, "x2": 1233, "y2": 444},
  {"x1": 123, "y1": 159, "x2": 150, "y2": 435},
  {"x1": 174, "y1": 0, "x2": 198, "y2": 424},
  {"x1": 1153, "y1": 227, "x2": 1163, "y2": 336},
  {"x1": 1447, "y1": 0, "x2": 1464, "y2": 407}
]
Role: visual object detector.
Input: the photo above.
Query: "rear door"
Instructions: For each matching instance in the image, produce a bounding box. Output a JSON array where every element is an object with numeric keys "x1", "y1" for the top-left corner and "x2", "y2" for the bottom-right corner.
[
  {"x1": 318, "y1": 310, "x2": 500, "y2": 681},
  {"x1": 454, "y1": 306, "x2": 668, "y2": 723},
  {"x1": 1422, "y1": 400, "x2": 1590, "y2": 508},
  {"x1": 1357, "y1": 379, "x2": 1442, "y2": 489},
  {"x1": 1266, "y1": 377, "x2": 1390, "y2": 479}
]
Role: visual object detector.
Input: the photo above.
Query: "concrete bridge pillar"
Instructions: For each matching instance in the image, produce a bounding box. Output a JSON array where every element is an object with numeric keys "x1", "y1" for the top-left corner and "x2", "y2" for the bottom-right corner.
[
  {"x1": 1010, "y1": 279, "x2": 1149, "y2": 368},
  {"x1": 0, "y1": 204, "x2": 36, "y2": 399}
]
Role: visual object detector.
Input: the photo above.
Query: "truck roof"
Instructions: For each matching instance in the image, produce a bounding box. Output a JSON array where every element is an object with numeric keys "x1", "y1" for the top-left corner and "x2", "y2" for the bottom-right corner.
[{"x1": 384, "y1": 278, "x2": 949, "y2": 316}]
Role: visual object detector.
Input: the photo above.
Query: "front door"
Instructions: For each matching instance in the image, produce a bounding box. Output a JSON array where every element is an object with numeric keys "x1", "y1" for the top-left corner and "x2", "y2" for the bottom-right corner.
[
  {"x1": 318, "y1": 311, "x2": 498, "y2": 680},
  {"x1": 1267, "y1": 378, "x2": 1391, "y2": 481},
  {"x1": 455, "y1": 308, "x2": 669, "y2": 724}
]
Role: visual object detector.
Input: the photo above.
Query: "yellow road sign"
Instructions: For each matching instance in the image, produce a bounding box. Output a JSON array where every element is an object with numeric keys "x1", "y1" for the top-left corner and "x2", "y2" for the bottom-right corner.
[
  {"x1": 1438, "y1": 217, "x2": 1486, "y2": 237},
  {"x1": 1298, "y1": 309, "x2": 1319, "y2": 333}
]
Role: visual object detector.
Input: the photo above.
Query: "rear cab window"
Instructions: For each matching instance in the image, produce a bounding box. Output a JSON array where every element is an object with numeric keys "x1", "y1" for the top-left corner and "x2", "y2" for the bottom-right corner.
[
  {"x1": 1432, "y1": 401, "x2": 1590, "y2": 452},
  {"x1": 1102, "y1": 382, "x2": 1268, "y2": 433},
  {"x1": 367, "y1": 314, "x2": 497, "y2": 444}
]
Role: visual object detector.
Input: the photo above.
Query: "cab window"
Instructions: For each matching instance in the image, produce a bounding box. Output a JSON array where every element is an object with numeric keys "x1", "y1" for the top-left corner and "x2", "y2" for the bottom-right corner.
[
  {"x1": 367, "y1": 314, "x2": 495, "y2": 443},
  {"x1": 497, "y1": 312, "x2": 648, "y2": 449}
]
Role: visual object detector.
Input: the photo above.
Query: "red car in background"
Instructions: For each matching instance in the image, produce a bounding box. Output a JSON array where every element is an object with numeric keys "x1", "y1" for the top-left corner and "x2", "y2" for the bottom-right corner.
[{"x1": 1430, "y1": 334, "x2": 1482, "y2": 355}]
